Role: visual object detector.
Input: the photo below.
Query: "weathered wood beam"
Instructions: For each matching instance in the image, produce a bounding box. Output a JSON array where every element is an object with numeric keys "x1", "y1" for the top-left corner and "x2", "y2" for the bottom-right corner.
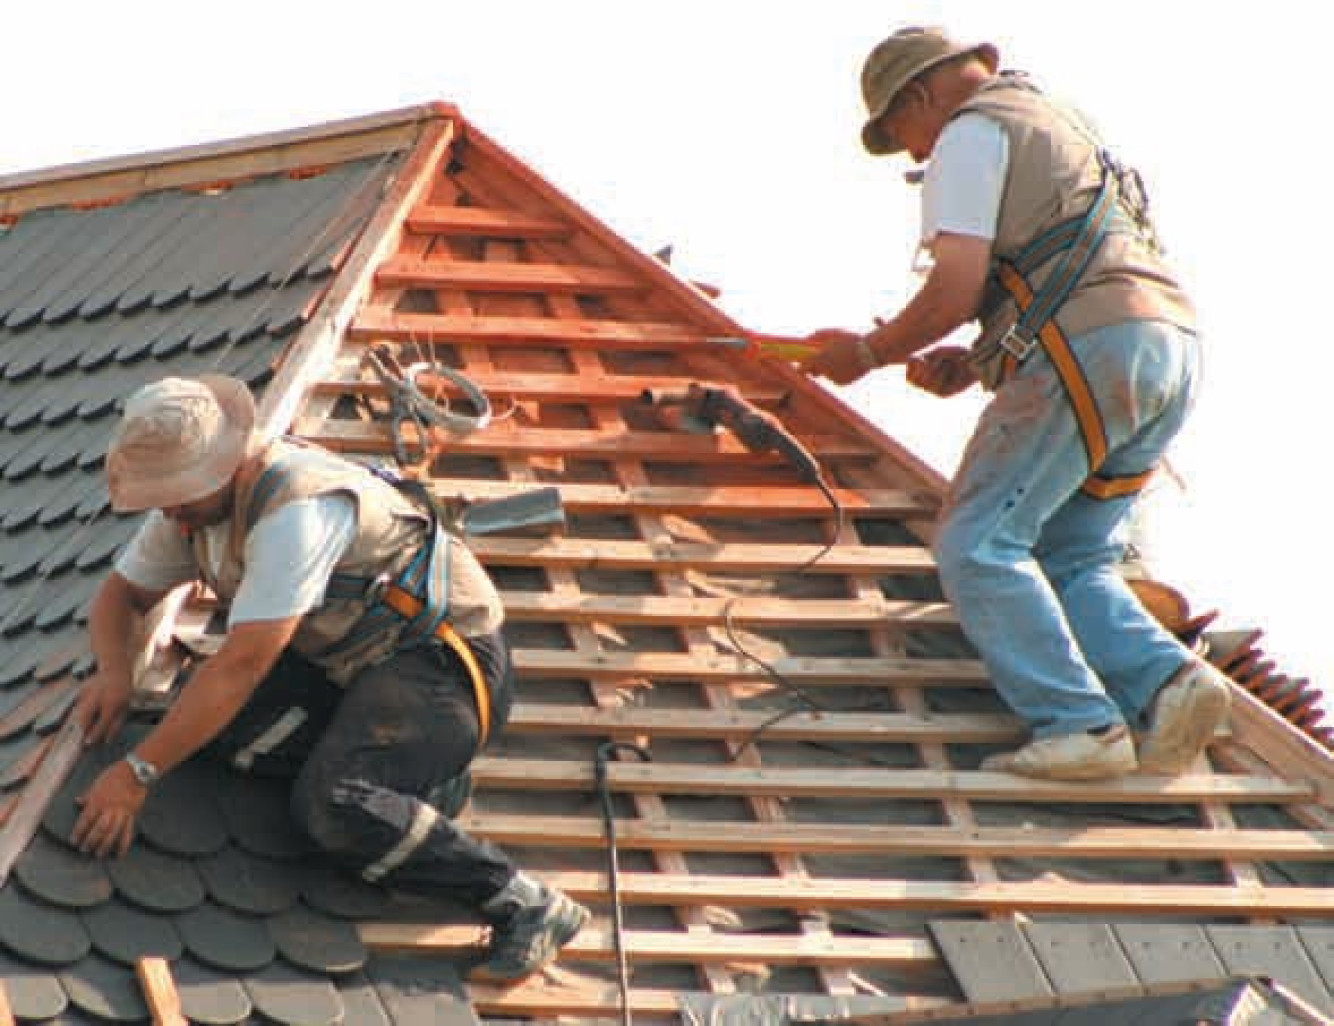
[
  {"x1": 405, "y1": 204, "x2": 572, "y2": 239},
  {"x1": 351, "y1": 308, "x2": 707, "y2": 347},
  {"x1": 376, "y1": 256, "x2": 642, "y2": 294}
]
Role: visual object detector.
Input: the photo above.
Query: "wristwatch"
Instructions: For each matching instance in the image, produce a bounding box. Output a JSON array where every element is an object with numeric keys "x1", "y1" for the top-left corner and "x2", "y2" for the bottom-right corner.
[{"x1": 123, "y1": 752, "x2": 160, "y2": 788}]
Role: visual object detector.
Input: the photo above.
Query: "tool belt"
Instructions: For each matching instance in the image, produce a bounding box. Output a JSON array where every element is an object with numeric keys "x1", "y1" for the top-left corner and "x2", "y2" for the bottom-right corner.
[
  {"x1": 971, "y1": 157, "x2": 1155, "y2": 502},
  {"x1": 322, "y1": 476, "x2": 493, "y2": 745}
]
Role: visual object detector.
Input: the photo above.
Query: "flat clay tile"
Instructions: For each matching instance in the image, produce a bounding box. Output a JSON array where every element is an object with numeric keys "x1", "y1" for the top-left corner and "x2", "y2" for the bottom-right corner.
[
  {"x1": 175, "y1": 902, "x2": 275, "y2": 973},
  {"x1": 243, "y1": 960, "x2": 343, "y2": 1026},
  {"x1": 59, "y1": 951, "x2": 150, "y2": 1022},
  {"x1": 197, "y1": 844, "x2": 301, "y2": 916},
  {"x1": 268, "y1": 903, "x2": 368, "y2": 976},
  {"x1": 0, "y1": 884, "x2": 92, "y2": 966},
  {"x1": 82, "y1": 899, "x2": 184, "y2": 965},
  {"x1": 0, "y1": 948, "x2": 69, "y2": 1019},
  {"x1": 106, "y1": 841, "x2": 206, "y2": 914},
  {"x1": 13, "y1": 833, "x2": 113, "y2": 909},
  {"x1": 173, "y1": 956, "x2": 253, "y2": 1025}
]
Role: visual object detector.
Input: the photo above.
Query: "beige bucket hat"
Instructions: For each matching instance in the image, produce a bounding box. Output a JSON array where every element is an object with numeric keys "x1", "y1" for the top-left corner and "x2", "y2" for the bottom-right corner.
[
  {"x1": 860, "y1": 26, "x2": 1000, "y2": 155},
  {"x1": 106, "y1": 374, "x2": 256, "y2": 512}
]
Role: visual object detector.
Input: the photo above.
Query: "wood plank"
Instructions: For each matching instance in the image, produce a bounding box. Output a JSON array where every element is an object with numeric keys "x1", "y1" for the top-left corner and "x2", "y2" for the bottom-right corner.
[
  {"x1": 301, "y1": 418, "x2": 873, "y2": 464},
  {"x1": 0, "y1": 981, "x2": 12, "y2": 1026},
  {"x1": 1113, "y1": 923, "x2": 1225, "y2": 986},
  {"x1": 927, "y1": 921, "x2": 1050, "y2": 1003},
  {"x1": 469, "y1": 536, "x2": 936, "y2": 575},
  {"x1": 1207, "y1": 924, "x2": 1334, "y2": 1014},
  {"x1": 405, "y1": 204, "x2": 571, "y2": 239},
  {"x1": 504, "y1": 704, "x2": 1019, "y2": 744},
  {"x1": 376, "y1": 256, "x2": 642, "y2": 294},
  {"x1": 499, "y1": 592, "x2": 956, "y2": 629},
  {"x1": 351, "y1": 307, "x2": 708, "y2": 347},
  {"x1": 135, "y1": 957, "x2": 188, "y2": 1026},
  {"x1": 535, "y1": 870, "x2": 1334, "y2": 917},
  {"x1": 0, "y1": 718, "x2": 83, "y2": 887},
  {"x1": 426, "y1": 477, "x2": 937, "y2": 517},
  {"x1": 1023, "y1": 922, "x2": 1139, "y2": 995},
  {"x1": 458, "y1": 813, "x2": 1334, "y2": 862},
  {"x1": 362, "y1": 922, "x2": 935, "y2": 968},
  {"x1": 470, "y1": 757, "x2": 1313, "y2": 805},
  {"x1": 311, "y1": 370, "x2": 785, "y2": 404},
  {"x1": 1223, "y1": 685, "x2": 1334, "y2": 806}
]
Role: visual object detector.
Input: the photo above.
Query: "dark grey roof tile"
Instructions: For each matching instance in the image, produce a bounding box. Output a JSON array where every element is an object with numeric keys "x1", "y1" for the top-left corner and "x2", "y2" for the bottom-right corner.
[
  {"x1": 243, "y1": 960, "x2": 343, "y2": 1026},
  {"x1": 82, "y1": 899, "x2": 184, "y2": 965},
  {"x1": 0, "y1": 677, "x2": 76, "y2": 741},
  {"x1": 14, "y1": 833, "x2": 113, "y2": 910},
  {"x1": 3, "y1": 422, "x2": 68, "y2": 474},
  {"x1": 59, "y1": 952, "x2": 150, "y2": 1022},
  {"x1": 1, "y1": 214, "x2": 118, "y2": 330},
  {"x1": 269, "y1": 904, "x2": 368, "y2": 976},
  {"x1": 197, "y1": 845, "x2": 301, "y2": 916},
  {"x1": 41, "y1": 738, "x2": 122, "y2": 847},
  {"x1": 364, "y1": 953, "x2": 476, "y2": 1024},
  {"x1": 0, "y1": 629, "x2": 55, "y2": 689},
  {"x1": 2, "y1": 322, "x2": 63, "y2": 381},
  {"x1": 112, "y1": 202, "x2": 221, "y2": 316},
  {"x1": 176, "y1": 902, "x2": 275, "y2": 973},
  {"x1": 73, "y1": 517, "x2": 137, "y2": 572},
  {"x1": 112, "y1": 301, "x2": 198, "y2": 364},
  {"x1": 36, "y1": 321, "x2": 104, "y2": 378},
  {"x1": 212, "y1": 771, "x2": 313, "y2": 861},
  {"x1": 137, "y1": 758, "x2": 230, "y2": 857},
  {"x1": 72, "y1": 480, "x2": 109, "y2": 520},
  {"x1": 0, "y1": 947, "x2": 69, "y2": 1019},
  {"x1": 300, "y1": 864, "x2": 393, "y2": 921},
  {"x1": 38, "y1": 475, "x2": 103, "y2": 527},
  {"x1": 31, "y1": 677, "x2": 79, "y2": 733},
  {"x1": 174, "y1": 956, "x2": 254, "y2": 1025},
  {"x1": 329, "y1": 972, "x2": 392, "y2": 1026},
  {"x1": 33, "y1": 639, "x2": 85, "y2": 683},
  {"x1": 0, "y1": 211, "x2": 91, "y2": 317},
  {"x1": 0, "y1": 731, "x2": 43, "y2": 789},
  {"x1": 106, "y1": 841, "x2": 207, "y2": 914},
  {"x1": 0, "y1": 883, "x2": 92, "y2": 966}
]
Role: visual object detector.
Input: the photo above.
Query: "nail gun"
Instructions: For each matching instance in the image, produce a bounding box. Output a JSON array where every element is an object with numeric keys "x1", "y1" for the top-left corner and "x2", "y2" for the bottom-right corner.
[{"x1": 639, "y1": 383, "x2": 824, "y2": 485}]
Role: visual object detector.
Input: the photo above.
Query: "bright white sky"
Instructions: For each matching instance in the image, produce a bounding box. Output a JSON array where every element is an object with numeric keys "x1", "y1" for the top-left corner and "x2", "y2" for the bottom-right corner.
[{"x1": 4, "y1": 2, "x2": 1329, "y2": 708}]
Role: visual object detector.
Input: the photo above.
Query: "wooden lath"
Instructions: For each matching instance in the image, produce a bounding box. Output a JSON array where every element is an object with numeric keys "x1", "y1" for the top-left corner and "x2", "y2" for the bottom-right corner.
[{"x1": 269, "y1": 106, "x2": 1334, "y2": 1020}]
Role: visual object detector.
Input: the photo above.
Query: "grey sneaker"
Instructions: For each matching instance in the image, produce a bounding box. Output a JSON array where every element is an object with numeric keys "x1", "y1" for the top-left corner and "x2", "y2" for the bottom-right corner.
[
  {"x1": 478, "y1": 872, "x2": 590, "y2": 979},
  {"x1": 980, "y1": 724, "x2": 1136, "y2": 780},
  {"x1": 1140, "y1": 658, "x2": 1231, "y2": 775}
]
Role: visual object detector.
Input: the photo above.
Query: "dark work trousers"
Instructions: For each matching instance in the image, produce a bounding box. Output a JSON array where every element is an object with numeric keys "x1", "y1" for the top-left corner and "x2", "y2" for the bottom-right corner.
[{"x1": 205, "y1": 631, "x2": 516, "y2": 908}]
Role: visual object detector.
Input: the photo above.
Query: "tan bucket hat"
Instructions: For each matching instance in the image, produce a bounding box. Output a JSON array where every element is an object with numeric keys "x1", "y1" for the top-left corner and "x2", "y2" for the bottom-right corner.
[
  {"x1": 106, "y1": 374, "x2": 256, "y2": 512},
  {"x1": 860, "y1": 26, "x2": 999, "y2": 155}
]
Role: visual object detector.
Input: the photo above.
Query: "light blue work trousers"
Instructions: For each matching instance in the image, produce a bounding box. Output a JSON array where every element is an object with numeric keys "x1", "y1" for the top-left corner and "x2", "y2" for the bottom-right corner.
[{"x1": 934, "y1": 319, "x2": 1199, "y2": 739}]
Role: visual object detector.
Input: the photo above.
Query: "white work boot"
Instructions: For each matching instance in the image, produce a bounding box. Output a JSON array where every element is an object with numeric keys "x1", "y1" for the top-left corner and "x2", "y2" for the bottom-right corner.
[
  {"x1": 1139, "y1": 658, "x2": 1231, "y2": 775},
  {"x1": 477, "y1": 872, "x2": 590, "y2": 979},
  {"x1": 981, "y1": 724, "x2": 1136, "y2": 780}
]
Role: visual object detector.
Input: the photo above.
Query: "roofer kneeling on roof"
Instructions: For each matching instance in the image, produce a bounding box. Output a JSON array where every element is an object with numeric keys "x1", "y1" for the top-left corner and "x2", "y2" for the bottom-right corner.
[
  {"x1": 801, "y1": 27, "x2": 1232, "y2": 780},
  {"x1": 71, "y1": 374, "x2": 588, "y2": 978}
]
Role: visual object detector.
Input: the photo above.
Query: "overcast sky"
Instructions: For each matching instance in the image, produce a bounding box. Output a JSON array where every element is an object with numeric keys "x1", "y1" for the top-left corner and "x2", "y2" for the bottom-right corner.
[{"x1": 4, "y1": 2, "x2": 1328, "y2": 705}]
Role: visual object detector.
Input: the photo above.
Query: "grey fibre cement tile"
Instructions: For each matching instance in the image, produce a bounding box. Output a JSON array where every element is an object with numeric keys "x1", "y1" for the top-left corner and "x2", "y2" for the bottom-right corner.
[
  {"x1": 268, "y1": 903, "x2": 368, "y2": 977},
  {"x1": 197, "y1": 844, "x2": 301, "y2": 916},
  {"x1": 0, "y1": 947, "x2": 69, "y2": 1019},
  {"x1": 13, "y1": 833, "x2": 113, "y2": 910},
  {"x1": 136, "y1": 757, "x2": 230, "y2": 858},
  {"x1": 365, "y1": 953, "x2": 477, "y2": 1025},
  {"x1": 105, "y1": 840, "x2": 207, "y2": 914},
  {"x1": 173, "y1": 957, "x2": 253, "y2": 1025},
  {"x1": 82, "y1": 899, "x2": 184, "y2": 966},
  {"x1": 243, "y1": 960, "x2": 343, "y2": 1026},
  {"x1": 174, "y1": 901, "x2": 275, "y2": 974},
  {"x1": 59, "y1": 951, "x2": 150, "y2": 1022},
  {"x1": 300, "y1": 863, "x2": 394, "y2": 921},
  {"x1": 211, "y1": 770, "x2": 314, "y2": 861},
  {"x1": 0, "y1": 884, "x2": 92, "y2": 967}
]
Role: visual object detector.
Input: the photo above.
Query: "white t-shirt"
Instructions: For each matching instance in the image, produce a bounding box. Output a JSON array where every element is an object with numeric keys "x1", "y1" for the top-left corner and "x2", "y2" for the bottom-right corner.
[
  {"x1": 919, "y1": 113, "x2": 1009, "y2": 248},
  {"x1": 115, "y1": 494, "x2": 357, "y2": 626}
]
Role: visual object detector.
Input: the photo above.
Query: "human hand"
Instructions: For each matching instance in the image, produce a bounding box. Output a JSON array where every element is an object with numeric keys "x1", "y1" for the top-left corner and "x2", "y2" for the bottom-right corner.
[
  {"x1": 72, "y1": 760, "x2": 146, "y2": 858},
  {"x1": 905, "y1": 346, "x2": 977, "y2": 397},
  {"x1": 73, "y1": 670, "x2": 134, "y2": 746},
  {"x1": 798, "y1": 329, "x2": 876, "y2": 386}
]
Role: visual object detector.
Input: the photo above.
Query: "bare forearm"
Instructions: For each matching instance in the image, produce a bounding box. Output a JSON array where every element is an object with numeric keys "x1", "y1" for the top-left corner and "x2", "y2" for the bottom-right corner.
[
  {"x1": 87, "y1": 575, "x2": 148, "y2": 687},
  {"x1": 865, "y1": 272, "x2": 977, "y2": 366}
]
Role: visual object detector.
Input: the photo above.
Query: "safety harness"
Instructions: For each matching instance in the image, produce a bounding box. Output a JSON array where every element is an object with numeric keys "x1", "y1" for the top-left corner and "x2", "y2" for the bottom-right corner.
[
  {"x1": 981, "y1": 151, "x2": 1157, "y2": 501},
  {"x1": 244, "y1": 457, "x2": 492, "y2": 745}
]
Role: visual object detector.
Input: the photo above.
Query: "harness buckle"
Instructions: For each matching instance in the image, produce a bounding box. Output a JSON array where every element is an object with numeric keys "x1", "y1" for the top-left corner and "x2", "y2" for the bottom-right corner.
[{"x1": 998, "y1": 325, "x2": 1040, "y2": 363}]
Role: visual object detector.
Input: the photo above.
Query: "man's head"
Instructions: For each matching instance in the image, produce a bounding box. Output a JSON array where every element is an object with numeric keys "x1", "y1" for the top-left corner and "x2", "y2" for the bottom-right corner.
[
  {"x1": 106, "y1": 374, "x2": 256, "y2": 527},
  {"x1": 860, "y1": 26, "x2": 999, "y2": 161}
]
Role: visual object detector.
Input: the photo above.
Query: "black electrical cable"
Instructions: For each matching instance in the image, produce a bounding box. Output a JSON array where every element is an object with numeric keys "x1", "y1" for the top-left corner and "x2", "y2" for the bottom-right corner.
[{"x1": 595, "y1": 740, "x2": 651, "y2": 1026}]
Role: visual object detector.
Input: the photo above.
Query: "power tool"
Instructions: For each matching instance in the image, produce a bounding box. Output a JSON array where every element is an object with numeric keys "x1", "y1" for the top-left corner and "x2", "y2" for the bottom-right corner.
[{"x1": 639, "y1": 382, "x2": 824, "y2": 485}]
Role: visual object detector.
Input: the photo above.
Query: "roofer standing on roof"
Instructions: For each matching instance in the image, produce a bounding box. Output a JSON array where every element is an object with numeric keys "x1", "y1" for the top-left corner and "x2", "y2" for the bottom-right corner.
[
  {"x1": 802, "y1": 27, "x2": 1232, "y2": 780},
  {"x1": 70, "y1": 374, "x2": 589, "y2": 977}
]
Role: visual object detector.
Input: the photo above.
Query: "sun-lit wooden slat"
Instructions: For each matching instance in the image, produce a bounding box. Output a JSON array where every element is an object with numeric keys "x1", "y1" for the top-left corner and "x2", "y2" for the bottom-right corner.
[
  {"x1": 405, "y1": 203, "x2": 572, "y2": 239},
  {"x1": 426, "y1": 478, "x2": 937, "y2": 517},
  {"x1": 459, "y1": 813, "x2": 1328, "y2": 861},
  {"x1": 470, "y1": 536, "x2": 936, "y2": 574},
  {"x1": 471, "y1": 757, "x2": 1312, "y2": 804},
  {"x1": 311, "y1": 371, "x2": 784, "y2": 404},
  {"x1": 377, "y1": 256, "x2": 642, "y2": 294},
  {"x1": 510, "y1": 649, "x2": 988, "y2": 685},
  {"x1": 352, "y1": 308, "x2": 707, "y2": 347},
  {"x1": 499, "y1": 592, "x2": 956, "y2": 629},
  {"x1": 503, "y1": 705, "x2": 1019, "y2": 743}
]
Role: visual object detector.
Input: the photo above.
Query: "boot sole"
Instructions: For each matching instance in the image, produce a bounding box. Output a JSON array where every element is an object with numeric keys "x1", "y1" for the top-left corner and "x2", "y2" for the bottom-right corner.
[{"x1": 1140, "y1": 677, "x2": 1230, "y2": 774}]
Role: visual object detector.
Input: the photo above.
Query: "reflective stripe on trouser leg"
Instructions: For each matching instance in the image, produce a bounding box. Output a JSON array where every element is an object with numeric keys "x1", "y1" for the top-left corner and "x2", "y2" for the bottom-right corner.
[
  {"x1": 362, "y1": 798, "x2": 440, "y2": 882},
  {"x1": 995, "y1": 263, "x2": 1154, "y2": 502},
  {"x1": 231, "y1": 707, "x2": 308, "y2": 771}
]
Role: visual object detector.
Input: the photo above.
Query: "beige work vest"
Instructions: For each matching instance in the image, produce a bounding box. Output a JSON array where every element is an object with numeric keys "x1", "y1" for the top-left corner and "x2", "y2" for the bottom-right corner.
[
  {"x1": 957, "y1": 76, "x2": 1196, "y2": 388},
  {"x1": 191, "y1": 439, "x2": 503, "y2": 680}
]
